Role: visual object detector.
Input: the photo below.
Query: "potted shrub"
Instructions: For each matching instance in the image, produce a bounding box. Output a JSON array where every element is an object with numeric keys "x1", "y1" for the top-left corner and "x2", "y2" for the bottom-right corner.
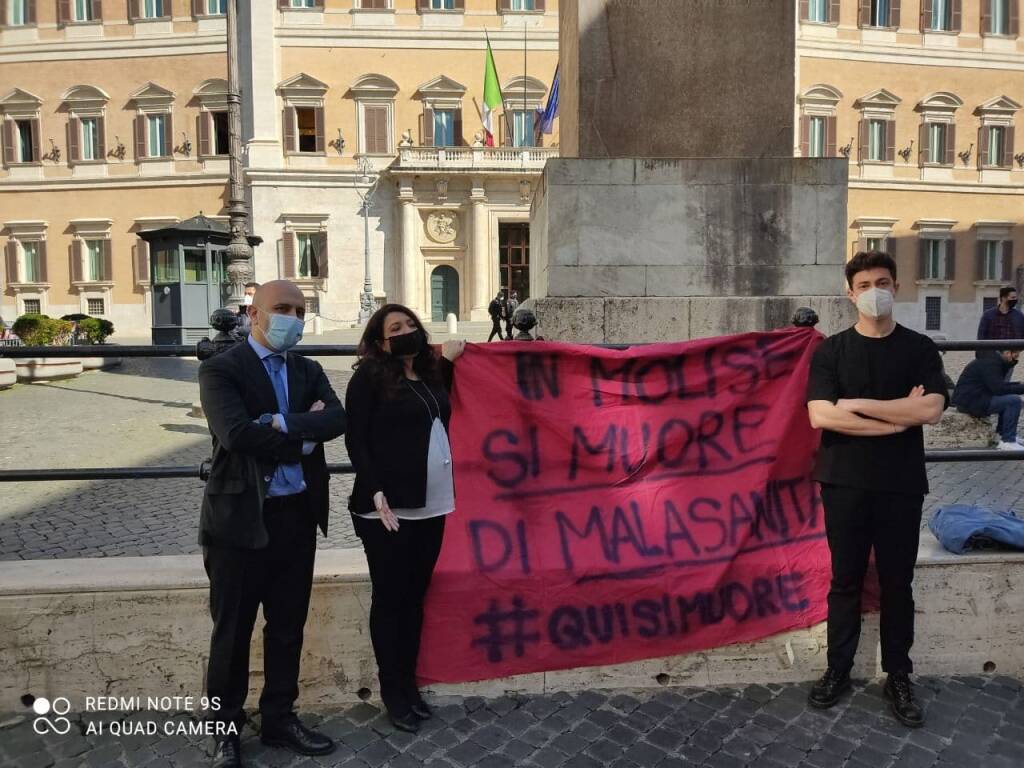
[
  {"x1": 11, "y1": 314, "x2": 83, "y2": 382},
  {"x1": 69, "y1": 315, "x2": 121, "y2": 370}
]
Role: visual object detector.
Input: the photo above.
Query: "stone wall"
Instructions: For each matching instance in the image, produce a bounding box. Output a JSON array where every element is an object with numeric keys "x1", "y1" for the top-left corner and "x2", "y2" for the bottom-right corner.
[{"x1": 3, "y1": 540, "x2": 1022, "y2": 713}]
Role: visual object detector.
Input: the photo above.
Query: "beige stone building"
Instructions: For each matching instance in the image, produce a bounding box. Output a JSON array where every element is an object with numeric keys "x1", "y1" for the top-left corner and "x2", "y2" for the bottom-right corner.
[
  {"x1": 797, "y1": 0, "x2": 1024, "y2": 338},
  {"x1": 240, "y1": 0, "x2": 558, "y2": 326},
  {"x1": 0, "y1": 0, "x2": 231, "y2": 335}
]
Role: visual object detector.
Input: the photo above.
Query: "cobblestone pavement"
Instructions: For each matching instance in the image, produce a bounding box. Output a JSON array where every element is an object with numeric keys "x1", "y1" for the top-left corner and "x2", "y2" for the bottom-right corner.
[
  {"x1": 2, "y1": 676, "x2": 1023, "y2": 768},
  {"x1": 1, "y1": 350, "x2": 1022, "y2": 560}
]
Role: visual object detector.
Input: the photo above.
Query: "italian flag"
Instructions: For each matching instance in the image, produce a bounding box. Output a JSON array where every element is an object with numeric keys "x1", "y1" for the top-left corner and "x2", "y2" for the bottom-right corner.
[{"x1": 482, "y1": 40, "x2": 503, "y2": 147}]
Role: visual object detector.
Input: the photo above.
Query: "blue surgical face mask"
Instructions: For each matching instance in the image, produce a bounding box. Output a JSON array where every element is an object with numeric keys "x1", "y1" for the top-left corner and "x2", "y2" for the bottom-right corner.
[{"x1": 259, "y1": 310, "x2": 304, "y2": 351}]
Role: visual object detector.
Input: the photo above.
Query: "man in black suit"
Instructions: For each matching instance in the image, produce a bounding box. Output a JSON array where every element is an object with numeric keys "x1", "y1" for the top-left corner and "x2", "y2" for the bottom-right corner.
[{"x1": 198, "y1": 280, "x2": 345, "y2": 767}]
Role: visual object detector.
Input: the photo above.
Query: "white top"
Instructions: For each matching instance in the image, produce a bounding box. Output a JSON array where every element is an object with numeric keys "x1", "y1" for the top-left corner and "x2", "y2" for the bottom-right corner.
[{"x1": 356, "y1": 417, "x2": 455, "y2": 521}]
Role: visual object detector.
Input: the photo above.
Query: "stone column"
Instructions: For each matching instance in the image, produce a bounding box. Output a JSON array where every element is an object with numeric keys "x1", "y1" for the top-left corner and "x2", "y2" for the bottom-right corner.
[
  {"x1": 399, "y1": 184, "x2": 420, "y2": 314},
  {"x1": 470, "y1": 178, "x2": 489, "y2": 321},
  {"x1": 238, "y1": 0, "x2": 280, "y2": 168}
]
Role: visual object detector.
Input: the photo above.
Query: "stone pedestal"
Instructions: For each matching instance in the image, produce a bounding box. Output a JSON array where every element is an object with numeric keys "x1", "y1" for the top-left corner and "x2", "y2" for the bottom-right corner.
[
  {"x1": 526, "y1": 0, "x2": 854, "y2": 342},
  {"x1": 528, "y1": 158, "x2": 856, "y2": 342}
]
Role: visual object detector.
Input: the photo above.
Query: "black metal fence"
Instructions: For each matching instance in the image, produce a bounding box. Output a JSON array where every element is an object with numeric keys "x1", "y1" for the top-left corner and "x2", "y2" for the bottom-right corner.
[{"x1": 2, "y1": 333, "x2": 1023, "y2": 483}]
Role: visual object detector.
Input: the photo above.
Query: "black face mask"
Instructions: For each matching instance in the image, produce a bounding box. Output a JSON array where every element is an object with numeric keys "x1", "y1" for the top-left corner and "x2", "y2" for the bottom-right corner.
[
  {"x1": 1009, "y1": 300, "x2": 1019, "y2": 309},
  {"x1": 387, "y1": 329, "x2": 424, "y2": 357}
]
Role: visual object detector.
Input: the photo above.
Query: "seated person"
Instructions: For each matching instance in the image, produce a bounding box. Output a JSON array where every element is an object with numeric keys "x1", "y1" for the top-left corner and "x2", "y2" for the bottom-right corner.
[{"x1": 952, "y1": 350, "x2": 1024, "y2": 451}]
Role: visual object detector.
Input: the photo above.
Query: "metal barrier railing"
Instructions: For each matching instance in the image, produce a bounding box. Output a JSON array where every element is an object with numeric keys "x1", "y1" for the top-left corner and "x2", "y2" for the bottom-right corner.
[{"x1": 2, "y1": 330, "x2": 1023, "y2": 483}]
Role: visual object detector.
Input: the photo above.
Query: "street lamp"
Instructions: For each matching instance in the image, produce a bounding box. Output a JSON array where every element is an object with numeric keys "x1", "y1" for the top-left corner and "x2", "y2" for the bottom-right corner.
[{"x1": 355, "y1": 155, "x2": 381, "y2": 324}]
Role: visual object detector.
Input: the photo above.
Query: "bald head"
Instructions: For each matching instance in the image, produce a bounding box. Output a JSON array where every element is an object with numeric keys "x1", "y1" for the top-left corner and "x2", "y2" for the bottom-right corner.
[{"x1": 248, "y1": 280, "x2": 306, "y2": 350}]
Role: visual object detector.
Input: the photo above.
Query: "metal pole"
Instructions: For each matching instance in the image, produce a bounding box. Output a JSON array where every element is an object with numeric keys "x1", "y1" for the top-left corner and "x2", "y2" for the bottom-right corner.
[{"x1": 224, "y1": 0, "x2": 254, "y2": 310}]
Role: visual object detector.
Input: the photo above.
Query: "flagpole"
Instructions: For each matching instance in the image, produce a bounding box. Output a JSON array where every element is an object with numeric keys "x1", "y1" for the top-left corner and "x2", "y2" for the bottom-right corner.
[{"x1": 523, "y1": 21, "x2": 527, "y2": 147}]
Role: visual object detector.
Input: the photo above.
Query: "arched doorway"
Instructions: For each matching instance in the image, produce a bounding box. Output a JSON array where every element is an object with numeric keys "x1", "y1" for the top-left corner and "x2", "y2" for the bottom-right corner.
[{"x1": 430, "y1": 265, "x2": 459, "y2": 322}]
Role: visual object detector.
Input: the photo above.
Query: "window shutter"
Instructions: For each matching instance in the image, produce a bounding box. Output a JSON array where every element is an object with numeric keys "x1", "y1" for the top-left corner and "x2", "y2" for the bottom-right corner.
[
  {"x1": 314, "y1": 106, "x2": 325, "y2": 153},
  {"x1": 417, "y1": 0, "x2": 429, "y2": 9},
  {"x1": 500, "y1": 113, "x2": 510, "y2": 146},
  {"x1": 889, "y1": 0, "x2": 900, "y2": 27},
  {"x1": 1004, "y1": 126, "x2": 1015, "y2": 167},
  {"x1": 373, "y1": 106, "x2": 389, "y2": 153},
  {"x1": 1, "y1": 121, "x2": 12, "y2": 166},
  {"x1": 978, "y1": 126, "x2": 988, "y2": 168},
  {"x1": 1003, "y1": 240, "x2": 1015, "y2": 280},
  {"x1": 1011, "y1": 0, "x2": 1019, "y2": 35},
  {"x1": 535, "y1": 0, "x2": 545, "y2": 9},
  {"x1": 951, "y1": 0, "x2": 961, "y2": 31},
  {"x1": 826, "y1": 116, "x2": 837, "y2": 156},
  {"x1": 982, "y1": 0, "x2": 992, "y2": 34},
  {"x1": 198, "y1": 114, "x2": 210, "y2": 156},
  {"x1": 976, "y1": 240, "x2": 986, "y2": 280},
  {"x1": 828, "y1": 0, "x2": 839, "y2": 22},
  {"x1": 855, "y1": 237, "x2": 867, "y2": 255},
  {"x1": 452, "y1": 0, "x2": 464, "y2": 8},
  {"x1": 799, "y1": 115, "x2": 810, "y2": 156},
  {"x1": 58, "y1": 0, "x2": 71, "y2": 23},
  {"x1": 92, "y1": 0, "x2": 102, "y2": 19},
  {"x1": 193, "y1": 0, "x2": 205, "y2": 15},
  {"x1": 134, "y1": 238, "x2": 150, "y2": 283},
  {"x1": 96, "y1": 116, "x2": 106, "y2": 159},
  {"x1": 885, "y1": 119, "x2": 896, "y2": 162},
  {"x1": 67, "y1": 118, "x2": 80, "y2": 165},
  {"x1": 945, "y1": 123, "x2": 956, "y2": 166},
  {"x1": 919, "y1": 239, "x2": 929, "y2": 278},
  {"x1": 279, "y1": 0, "x2": 291, "y2": 8},
  {"x1": 4, "y1": 241, "x2": 18, "y2": 286},
  {"x1": 453, "y1": 107, "x2": 463, "y2": 146},
  {"x1": 129, "y1": 0, "x2": 139, "y2": 21},
  {"x1": 422, "y1": 107, "x2": 434, "y2": 146},
  {"x1": 26, "y1": 0, "x2": 36, "y2": 24},
  {"x1": 945, "y1": 239, "x2": 957, "y2": 280},
  {"x1": 71, "y1": 241, "x2": 83, "y2": 283},
  {"x1": 30, "y1": 119, "x2": 40, "y2": 162},
  {"x1": 315, "y1": 232, "x2": 329, "y2": 278},
  {"x1": 857, "y1": 118, "x2": 867, "y2": 162},
  {"x1": 99, "y1": 238, "x2": 111, "y2": 281},
  {"x1": 500, "y1": 0, "x2": 512, "y2": 10},
  {"x1": 163, "y1": 112, "x2": 173, "y2": 158},
  {"x1": 920, "y1": 0, "x2": 932, "y2": 30},
  {"x1": 282, "y1": 107, "x2": 296, "y2": 153},
  {"x1": 858, "y1": 0, "x2": 870, "y2": 26},
  {"x1": 37, "y1": 240, "x2": 47, "y2": 282},
  {"x1": 282, "y1": 231, "x2": 296, "y2": 278},
  {"x1": 799, "y1": 0, "x2": 809, "y2": 21},
  {"x1": 918, "y1": 122, "x2": 929, "y2": 165},
  {"x1": 134, "y1": 115, "x2": 146, "y2": 160}
]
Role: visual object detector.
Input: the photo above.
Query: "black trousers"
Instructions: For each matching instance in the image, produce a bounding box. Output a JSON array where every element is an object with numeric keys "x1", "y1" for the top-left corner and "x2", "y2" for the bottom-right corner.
[
  {"x1": 488, "y1": 318, "x2": 504, "y2": 342},
  {"x1": 353, "y1": 514, "x2": 446, "y2": 715},
  {"x1": 203, "y1": 493, "x2": 317, "y2": 731},
  {"x1": 820, "y1": 484, "x2": 923, "y2": 676}
]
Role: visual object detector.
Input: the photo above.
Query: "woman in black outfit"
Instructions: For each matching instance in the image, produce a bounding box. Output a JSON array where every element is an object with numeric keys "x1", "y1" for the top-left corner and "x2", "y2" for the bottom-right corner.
[{"x1": 345, "y1": 304, "x2": 465, "y2": 733}]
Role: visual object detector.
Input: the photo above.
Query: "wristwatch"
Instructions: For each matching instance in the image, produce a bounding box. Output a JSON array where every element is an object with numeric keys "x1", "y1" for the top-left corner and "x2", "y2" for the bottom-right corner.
[{"x1": 258, "y1": 413, "x2": 274, "y2": 427}]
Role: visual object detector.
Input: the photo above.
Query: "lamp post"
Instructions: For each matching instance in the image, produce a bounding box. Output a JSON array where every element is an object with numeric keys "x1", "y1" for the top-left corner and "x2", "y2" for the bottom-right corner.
[
  {"x1": 224, "y1": 0, "x2": 253, "y2": 310},
  {"x1": 355, "y1": 155, "x2": 380, "y2": 324}
]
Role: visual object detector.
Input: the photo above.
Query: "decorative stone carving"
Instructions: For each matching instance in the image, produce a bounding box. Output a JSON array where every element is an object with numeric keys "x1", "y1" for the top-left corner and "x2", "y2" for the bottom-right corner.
[
  {"x1": 398, "y1": 129, "x2": 414, "y2": 147},
  {"x1": 472, "y1": 131, "x2": 485, "y2": 147},
  {"x1": 425, "y1": 211, "x2": 459, "y2": 244}
]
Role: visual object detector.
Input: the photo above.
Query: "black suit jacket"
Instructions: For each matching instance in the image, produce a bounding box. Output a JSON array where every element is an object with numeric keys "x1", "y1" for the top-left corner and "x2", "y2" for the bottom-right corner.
[{"x1": 198, "y1": 340, "x2": 346, "y2": 549}]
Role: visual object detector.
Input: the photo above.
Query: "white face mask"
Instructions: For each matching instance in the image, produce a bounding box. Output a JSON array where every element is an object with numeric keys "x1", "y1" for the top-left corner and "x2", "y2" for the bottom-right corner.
[
  {"x1": 242, "y1": 295, "x2": 254, "y2": 306},
  {"x1": 855, "y1": 287, "x2": 894, "y2": 319}
]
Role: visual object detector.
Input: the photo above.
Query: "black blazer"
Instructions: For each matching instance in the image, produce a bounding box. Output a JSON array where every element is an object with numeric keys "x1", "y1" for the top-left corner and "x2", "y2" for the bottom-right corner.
[
  {"x1": 345, "y1": 356, "x2": 453, "y2": 515},
  {"x1": 198, "y1": 341, "x2": 346, "y2": 549}
]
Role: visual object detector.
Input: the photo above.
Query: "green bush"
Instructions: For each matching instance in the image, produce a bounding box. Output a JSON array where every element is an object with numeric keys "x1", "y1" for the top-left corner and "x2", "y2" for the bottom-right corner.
[
  {"x1": 12, "y1": 314, "x2": 75, "y2": 346},
  {"x1": 77, "y1": 317, "x2": 115, "y2": 344}
]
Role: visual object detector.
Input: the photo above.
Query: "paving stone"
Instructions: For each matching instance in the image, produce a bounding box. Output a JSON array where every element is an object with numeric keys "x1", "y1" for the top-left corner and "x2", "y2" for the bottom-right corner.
[{"x1": 446, "y1": 739, "x2": 490, "y2": 767}]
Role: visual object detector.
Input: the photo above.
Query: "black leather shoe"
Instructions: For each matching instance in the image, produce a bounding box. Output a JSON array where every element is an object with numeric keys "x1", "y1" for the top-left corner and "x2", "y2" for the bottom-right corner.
[
  {"x1": 260, "y1": 716, "x2": 335, "y2": 756},
  {"x1": 211, "y1": 736, "x2": 242, "y2": 768},
  {"x1": 884, "y1": 672, "x2": 925, "y2": 728},
  {"x1": 389, "y1": 709, "x2": 421, "y2": 733},
  {"x1": 408, "y1": 690, "x2": 432, "y2": 720},
  {"x1": 807, "y1": 667, "x2": 852, "y2": 709}
]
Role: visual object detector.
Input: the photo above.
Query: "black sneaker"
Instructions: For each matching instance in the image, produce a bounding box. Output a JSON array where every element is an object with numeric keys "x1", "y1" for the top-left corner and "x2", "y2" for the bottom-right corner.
[
  {"x1": 884, "y1": 672, "x2": 925, "y2": 728},
  {"x1": 807, "y1": 667, "x2": 851, "y2": 709}
]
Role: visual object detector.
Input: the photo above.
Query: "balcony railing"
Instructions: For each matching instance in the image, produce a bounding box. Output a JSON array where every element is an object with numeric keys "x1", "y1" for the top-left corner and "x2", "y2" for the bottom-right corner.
[{"x1": 395, "y1": 145, "x2": 558, "y2": 171}]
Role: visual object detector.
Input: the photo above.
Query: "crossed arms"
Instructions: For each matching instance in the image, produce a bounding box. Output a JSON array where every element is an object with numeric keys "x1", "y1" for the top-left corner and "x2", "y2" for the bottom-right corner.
[{"x1": 808, "y1": 386, "x2": 945, "y2": 437}]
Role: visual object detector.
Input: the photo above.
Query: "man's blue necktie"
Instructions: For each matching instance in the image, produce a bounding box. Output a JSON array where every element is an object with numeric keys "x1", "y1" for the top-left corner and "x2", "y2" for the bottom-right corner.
[{"x1": 265, "y1": 354, "x2": 304, "y2": 495}]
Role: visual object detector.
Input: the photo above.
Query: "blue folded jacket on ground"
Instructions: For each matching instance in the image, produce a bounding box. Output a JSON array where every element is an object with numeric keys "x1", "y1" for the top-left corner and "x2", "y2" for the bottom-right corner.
[{"x1": 930, "y1": 504, "x2": 1024, "y2": 554}]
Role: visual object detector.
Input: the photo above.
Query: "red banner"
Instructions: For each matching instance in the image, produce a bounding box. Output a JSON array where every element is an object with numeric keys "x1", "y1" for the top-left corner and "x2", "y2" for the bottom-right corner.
[{"x1": 419, "y1": 328, "x2": 832, "y2": 684}]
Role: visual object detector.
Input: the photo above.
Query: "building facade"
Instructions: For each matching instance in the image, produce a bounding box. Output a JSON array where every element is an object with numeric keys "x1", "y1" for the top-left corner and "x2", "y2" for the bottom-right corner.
[
  {"x1": 0, "y1": 0, "x2": 231, "y2": 335},
  {"x1": 239, "y1": 0, "x2": 558, "y2": 327},
  {"x1": 797, "y1": 0, "x2": 1024, "y2": 339}
]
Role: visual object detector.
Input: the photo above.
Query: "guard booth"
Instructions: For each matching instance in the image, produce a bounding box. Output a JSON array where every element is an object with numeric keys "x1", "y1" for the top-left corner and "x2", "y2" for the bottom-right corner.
[{"x1": 139, "y1": 215, "x2": 261, "y2": 345}]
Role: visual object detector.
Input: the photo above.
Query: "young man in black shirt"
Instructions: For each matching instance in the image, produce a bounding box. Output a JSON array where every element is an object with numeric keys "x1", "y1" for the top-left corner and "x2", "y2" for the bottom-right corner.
[{"x1": 806, "y1": 251, "x2": 948, "y2": 728}]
